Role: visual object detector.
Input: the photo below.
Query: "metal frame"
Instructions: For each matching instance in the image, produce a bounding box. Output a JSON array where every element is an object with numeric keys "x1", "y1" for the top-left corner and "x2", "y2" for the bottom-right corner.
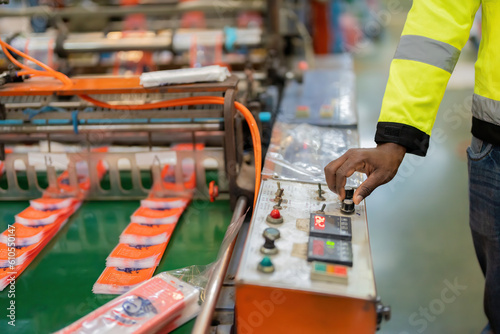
[
  {"x1": 0, "y1": 149, "x2": 227, "y2": 201},
  {"x1": 0, "y1": 75, "x2": 253, "y2": 207}
]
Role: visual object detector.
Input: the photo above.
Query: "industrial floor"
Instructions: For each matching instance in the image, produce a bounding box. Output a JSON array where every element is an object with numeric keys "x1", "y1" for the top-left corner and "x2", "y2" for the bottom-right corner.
[{"x1": 355, "y1": 6, "x2": 486, "y2": 334}]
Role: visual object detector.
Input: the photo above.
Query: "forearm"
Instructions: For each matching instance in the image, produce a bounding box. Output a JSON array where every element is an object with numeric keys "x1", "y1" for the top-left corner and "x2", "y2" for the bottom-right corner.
[{"x1": 377, "y1": 0, "x2": 480, "y2": 156}]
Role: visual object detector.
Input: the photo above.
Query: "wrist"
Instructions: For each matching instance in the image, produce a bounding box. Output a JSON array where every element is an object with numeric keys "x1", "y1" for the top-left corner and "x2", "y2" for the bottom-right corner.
[{"x1": 376, "y1": 142, "x2": 407, "y2": 159}]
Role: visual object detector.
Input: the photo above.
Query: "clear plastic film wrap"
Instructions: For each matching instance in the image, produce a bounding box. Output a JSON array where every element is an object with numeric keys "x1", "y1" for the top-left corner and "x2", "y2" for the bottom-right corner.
[
  {"x1": 56, "y1": 273, "x2": 201, "y2": 334},
  {"x1": 262, "y1": 122, "x2": 363, "y2": 186},
  {"x1": 278, "y1": 69, "x2": 357, "y2": 126}
]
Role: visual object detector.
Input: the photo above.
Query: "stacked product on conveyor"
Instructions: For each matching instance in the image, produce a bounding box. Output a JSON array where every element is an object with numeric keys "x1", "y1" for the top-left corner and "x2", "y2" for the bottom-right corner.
[
  {"x1": 93, "y1": 146, "x2": 200, "y2": 295},
  {"x1": 0, "y1": 157, "x2": 108, "y2": 290}
]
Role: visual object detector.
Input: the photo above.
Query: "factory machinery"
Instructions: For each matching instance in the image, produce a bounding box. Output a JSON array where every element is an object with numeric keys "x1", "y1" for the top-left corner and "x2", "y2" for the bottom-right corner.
[{"x1": 0, "y1": 1, "x2": 390, "y2": 333}]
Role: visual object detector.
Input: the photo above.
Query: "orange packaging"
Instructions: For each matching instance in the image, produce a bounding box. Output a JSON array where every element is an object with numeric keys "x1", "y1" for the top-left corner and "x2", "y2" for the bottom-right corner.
[
  {"x1": 0, "y1": 222, "x2": 56, "y2": 246},
  {"x1": 0, "y1": 214, "x2": 70, "y2": 290},
  {"x1": 160, "y1": 164, "x2": 196, "y2": 190},
  {"x1": 92, "y1": 267, "x2": 157, "y2": 295},
  {"x1": 0, "y1": 261, "x2": 31, "y2": 291},
  {"x1": 0, "y1": 215, "x2": 68, "y2": 267},
  {"x1": 140, "y1": 197, "x2": 189, "y2": 210},
  {"x1": 0, "y1": 242, "x2": 39, "y2": 268},
  {"x1": 119, "y1": 223, "x2": 175, "y2": 246},
  {"x1": 63, "y1": 273, "x2": 200, "y2": 333},
  {"x1": 56, "y1": 158, "x2": 108, "y2": 192},
  {"x1": 57, "y1": 170, "x2": 91, "y2": 192},
  {"x1": 30, "y1": 197, "x2": 78, "y2": 211},
  {"x1": 15, "y1": 205, "x2": 76, "y2": 226},
  {"x1": 130, "y1": 207, "x2": 184, "y2": 225},
  {"x1": 106, "y1": 243, "x2": 168, "y2": 268}
]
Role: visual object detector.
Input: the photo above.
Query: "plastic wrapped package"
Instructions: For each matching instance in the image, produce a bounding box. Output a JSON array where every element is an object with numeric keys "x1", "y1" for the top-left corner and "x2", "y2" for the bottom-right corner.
[
  {"x1": 59, "y1": 273, "x2": 200, "y2": 334},
  {"x1": 119, "y1": 223, "x2": 175, "y2": 246},
  {"x1": 140, "y1": 65, "x2": 230, "y2": 88},
  {"x1": 93, "y1": 267, "x2": 158, "y2": 295},
  {"x1": 30, "y1": 197, "x2": 78, "y2": 211},
  {"x1": 140, "y1": 197, "x2": 189, "y2": 210},
  {"x1": 278, "y1": 69, "x2": 357, "y2": 126},
  {"x1": 0, "y1": 215, "x2": 69, "y2": 290},
  {"x1": 106, "y1": 243, "x2": 168, "y2": 269},
  {"x1": 130, "y1": 207, "x2": 184, "y2": 225},
  {"x1": 0, "y1": 215, "x2": 69, "y2": 268},
  {"x1": 0, "y1": 242, "x2": 42, "y2": 268},
  {"x1": 262, "y1": 122, "x2": 363, "y2": 186},
  {"x1": 15, "y1": 203, "x2": 81, "y2": 226},
  {"x1": 0, "y1": 222, "x2": 56, "y2": 247}
]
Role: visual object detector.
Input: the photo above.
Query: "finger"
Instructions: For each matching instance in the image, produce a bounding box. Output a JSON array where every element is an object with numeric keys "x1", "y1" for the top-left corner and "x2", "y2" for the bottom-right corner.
[
  {"x1": 324, "y1": 153, "x2": 350, "y2": 194},
  {"x1": 335, "y1": 158, "x2": 365, "y2": 201},
  {"x1": 353, "y1": 171, "x2": 386, "y2": 204}
]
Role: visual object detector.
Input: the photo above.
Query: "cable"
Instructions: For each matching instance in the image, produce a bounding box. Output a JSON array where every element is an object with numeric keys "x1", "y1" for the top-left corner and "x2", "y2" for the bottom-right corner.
[
  {"x1": 0, "y1": 37, "x2": 73, "y2": 87},
  {"x1": 0, "y1": 37, "x2": 262, "y2": 205},
  {"x1": 79, "y1": 94, "x2": 262, "y2": 205}
]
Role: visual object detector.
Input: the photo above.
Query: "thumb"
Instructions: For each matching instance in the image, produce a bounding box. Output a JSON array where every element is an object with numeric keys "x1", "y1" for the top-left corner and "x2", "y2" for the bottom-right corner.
[{"x1": 353, "y1": 172, "x2": 385, "y2": 204}]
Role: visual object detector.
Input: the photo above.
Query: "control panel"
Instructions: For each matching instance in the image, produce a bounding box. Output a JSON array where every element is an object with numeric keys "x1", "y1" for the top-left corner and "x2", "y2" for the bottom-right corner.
[{"x1": 236, "y1": 179, "x2": 376, "y2": 302}]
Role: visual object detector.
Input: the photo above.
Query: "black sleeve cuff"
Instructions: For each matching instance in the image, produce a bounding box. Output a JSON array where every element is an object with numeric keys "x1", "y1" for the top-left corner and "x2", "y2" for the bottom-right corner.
[{"x1": 375, "y1": 122, "x2": 429, "y2": 156}]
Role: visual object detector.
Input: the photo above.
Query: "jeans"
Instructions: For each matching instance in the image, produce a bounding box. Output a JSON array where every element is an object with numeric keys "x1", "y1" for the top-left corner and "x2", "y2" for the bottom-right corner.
[{"x1": 468, "y1": 136, "x2": 500, "y2": 333}]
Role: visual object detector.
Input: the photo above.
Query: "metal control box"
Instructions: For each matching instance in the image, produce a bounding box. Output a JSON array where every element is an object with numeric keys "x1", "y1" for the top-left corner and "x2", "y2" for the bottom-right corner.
[{"x1": 235, "y1": 179, "x2": 378, "y2": 334}]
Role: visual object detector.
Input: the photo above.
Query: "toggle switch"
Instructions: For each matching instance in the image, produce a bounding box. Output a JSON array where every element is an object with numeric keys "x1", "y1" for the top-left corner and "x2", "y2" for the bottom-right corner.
[
  {"x1": 316, "y1": 204, "x2": 327, "y2": 214},
  {"x1": 316, "y1": 183, "x2": 326, "y2": 201},
  {"x1": 274, "y1": 188, "x2": 284, "y2": 203},
  {"x1": 341, "y1": 199, "x2": 355, "y2": 214},
  {"x1": 275, "y1": 182, "x2": 284, "y2": 196},
  {"x1": 266, "y1": 209, "x2": 284, "y2": 224},
  {"x1": 260, "y1": 227, "x2": 280, "y2": 255},
  {"x1": 273, "y1": 198, "x2": 283, "y2": 210},
  {"x1": 258, "y1": 256, "x2": 275, "y2": 273}
]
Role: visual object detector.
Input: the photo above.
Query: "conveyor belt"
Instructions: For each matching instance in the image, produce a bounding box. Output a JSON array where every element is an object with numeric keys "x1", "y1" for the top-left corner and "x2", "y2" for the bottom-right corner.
[{"x1": 0, "y1": 198, "x2": 233, "y2": 333}]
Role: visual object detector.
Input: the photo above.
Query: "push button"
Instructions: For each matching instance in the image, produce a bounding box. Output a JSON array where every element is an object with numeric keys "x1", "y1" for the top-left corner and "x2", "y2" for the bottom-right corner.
[
  {"x1": 266, "y1": 209, "x2": 284, "y2": 224},
  {"x1": 258, "y1": 256, "x2": 275, "y2": 273},
  {"x1": 260, "y1": 228, "x2": 280, "y2": 255}
]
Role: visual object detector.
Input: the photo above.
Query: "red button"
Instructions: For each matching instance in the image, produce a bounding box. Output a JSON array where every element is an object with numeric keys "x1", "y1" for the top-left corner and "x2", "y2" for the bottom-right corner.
[
  {"x1": 333, "y1": 266, "x2": 348, "y2": 276},
  {"x1": 270, "y1": 209, "x2": 281, "y2": 219}
]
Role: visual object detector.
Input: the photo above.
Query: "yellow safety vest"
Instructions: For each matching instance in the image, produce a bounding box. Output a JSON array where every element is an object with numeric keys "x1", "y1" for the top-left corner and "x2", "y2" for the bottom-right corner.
[{"x1": 375, "y1": 0, "x2": 499, "y2": 155}]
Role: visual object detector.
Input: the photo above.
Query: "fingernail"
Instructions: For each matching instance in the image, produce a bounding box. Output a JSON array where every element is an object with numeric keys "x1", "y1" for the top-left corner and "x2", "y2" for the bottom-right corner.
[{"x1": 355, "y1": 195, "x2": 363, "y2": 204}]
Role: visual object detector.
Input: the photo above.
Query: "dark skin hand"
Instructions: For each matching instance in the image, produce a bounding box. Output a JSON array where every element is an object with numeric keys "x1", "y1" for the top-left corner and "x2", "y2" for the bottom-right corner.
[{"x1": 324, "y1": 143, "x2": 407, "y2": 204}]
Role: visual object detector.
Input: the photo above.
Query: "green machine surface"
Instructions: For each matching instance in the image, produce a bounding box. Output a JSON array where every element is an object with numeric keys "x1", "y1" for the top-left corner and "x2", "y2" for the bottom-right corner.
[{"x1": 0, "y1": 198, "x2": 233, "y2": 334}]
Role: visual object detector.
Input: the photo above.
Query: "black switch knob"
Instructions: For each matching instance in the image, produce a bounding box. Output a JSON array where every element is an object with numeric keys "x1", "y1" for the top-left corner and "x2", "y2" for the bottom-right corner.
[
  {"x1": 260, "y1": 228, "x2": 280, "y2": 255},
  {"x1": 345, "y1": 187, "x2": 354, "y2": 200},
  {"x1": 341, "y1": 199, "x2": 355, "y2": 214}
]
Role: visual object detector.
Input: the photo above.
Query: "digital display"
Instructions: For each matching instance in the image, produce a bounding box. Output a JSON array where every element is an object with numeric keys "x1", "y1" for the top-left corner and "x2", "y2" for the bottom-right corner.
[{"x1": 314, "y1": 215, "x2": 326, "y2": 230}]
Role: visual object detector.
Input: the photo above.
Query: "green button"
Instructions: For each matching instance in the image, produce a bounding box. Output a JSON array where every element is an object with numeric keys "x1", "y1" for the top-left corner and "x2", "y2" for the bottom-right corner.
[
  {"x1": 260, "y1": 256, "x2": 273, "y2": 267},
  {"x1": 314, "y1": 262, "x2": 327, "y2": 272}
]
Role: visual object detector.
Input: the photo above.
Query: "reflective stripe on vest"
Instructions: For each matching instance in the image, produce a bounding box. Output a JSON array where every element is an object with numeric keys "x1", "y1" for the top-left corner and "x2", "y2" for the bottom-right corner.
[
  {"x1": 394, "y1": 35, "x2": 461, "y2": 73},
  {"x1": 472, "y1": 94, "x2": 500, "y2": 126}
]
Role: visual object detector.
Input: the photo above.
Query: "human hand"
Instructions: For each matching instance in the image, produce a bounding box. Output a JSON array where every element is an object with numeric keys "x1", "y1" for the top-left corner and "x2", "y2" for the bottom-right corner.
[{"x1": 324, "y1": 143, "x2": 406, "y2": 204}]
